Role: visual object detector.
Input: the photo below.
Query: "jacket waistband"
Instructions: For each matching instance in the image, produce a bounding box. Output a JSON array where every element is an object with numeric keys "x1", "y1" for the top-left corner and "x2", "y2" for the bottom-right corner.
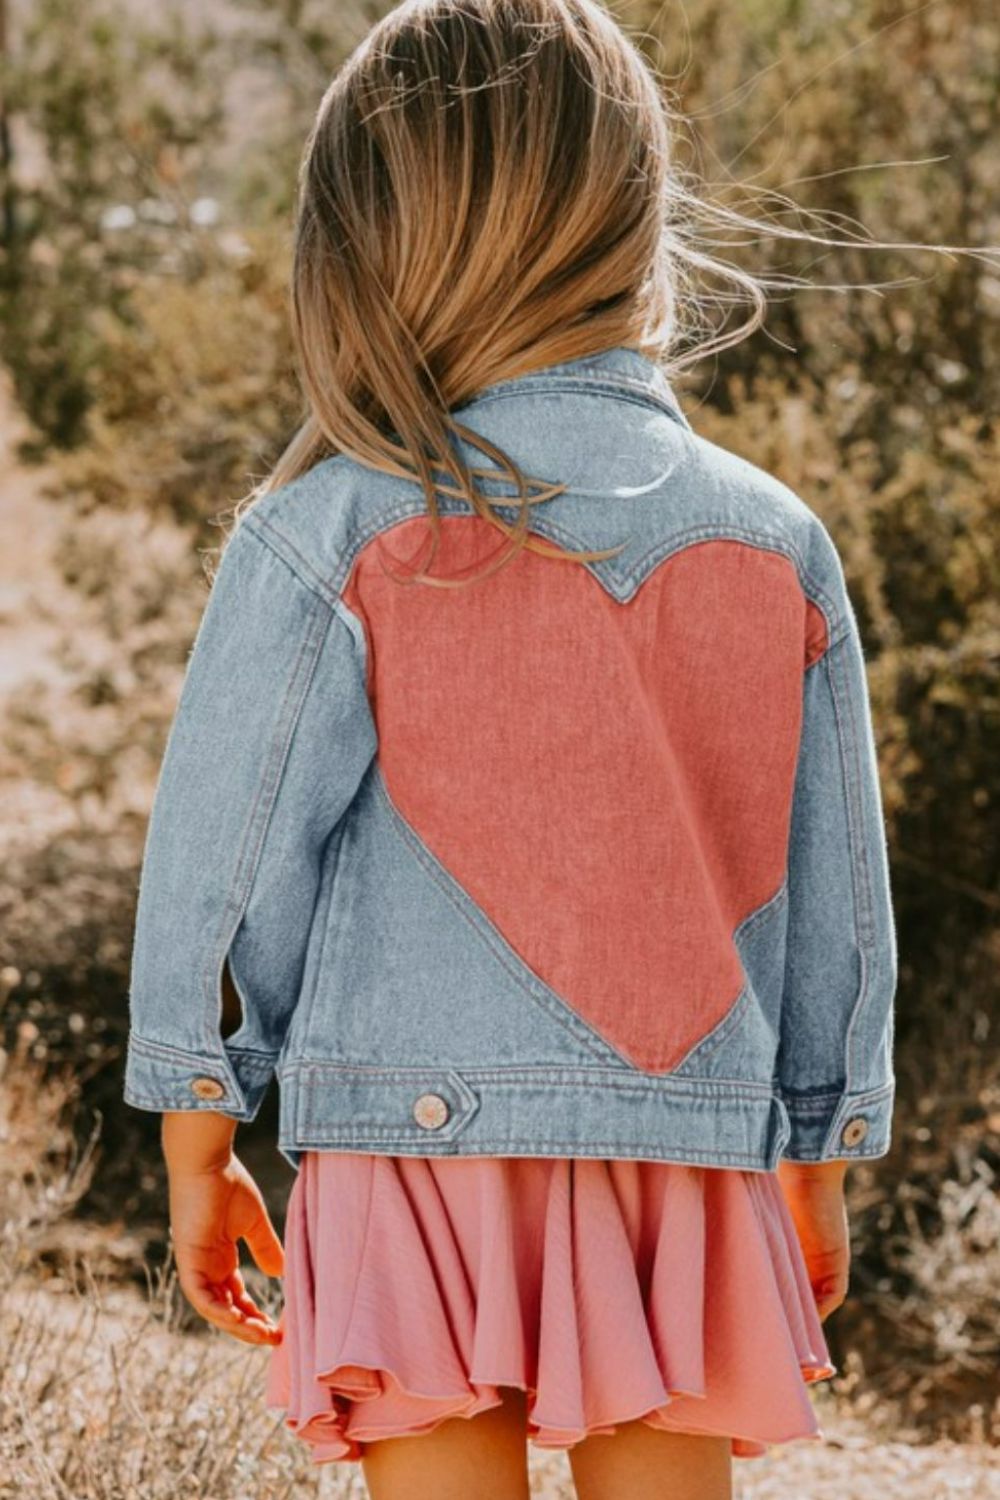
[{"x1": 275, "y1": 1059, "x2": 791, "y2": 1173}]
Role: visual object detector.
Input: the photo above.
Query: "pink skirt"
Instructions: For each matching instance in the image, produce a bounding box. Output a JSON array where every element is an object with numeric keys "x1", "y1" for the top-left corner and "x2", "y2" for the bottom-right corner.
[{"x1": 264, "y1": 1152, "x2": 836, "y2": 1465}]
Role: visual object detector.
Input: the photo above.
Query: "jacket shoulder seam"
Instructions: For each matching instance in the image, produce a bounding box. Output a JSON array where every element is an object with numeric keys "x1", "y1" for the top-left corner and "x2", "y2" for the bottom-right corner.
[
  {"x1": 240, "y1": 510, "x2": 341, "y2": 607},
  {"x1": 242, "y1": 511, "x2": 371, "y2": 670}
]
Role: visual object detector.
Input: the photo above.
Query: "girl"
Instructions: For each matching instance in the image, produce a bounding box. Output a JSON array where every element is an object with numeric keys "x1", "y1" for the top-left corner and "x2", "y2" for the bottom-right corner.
[{"x1": 124, "y1": 2, "x2": 899, "y2": 1497}]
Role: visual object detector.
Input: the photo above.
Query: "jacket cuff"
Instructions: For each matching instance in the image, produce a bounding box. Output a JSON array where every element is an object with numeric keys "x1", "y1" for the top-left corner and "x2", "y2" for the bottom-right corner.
[
  {"x1": 778, "y1": 1081, "x2": 895, "y2": 1162},
  {"x1": 123, "y1": 1032, "x2": 275, "y2": 1122}
]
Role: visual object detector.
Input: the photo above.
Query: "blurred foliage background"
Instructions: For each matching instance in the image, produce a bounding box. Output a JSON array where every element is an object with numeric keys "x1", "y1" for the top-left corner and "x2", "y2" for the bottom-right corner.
[{"x1": 0, "y1": 0, "x2": 997, "y2": 1448}]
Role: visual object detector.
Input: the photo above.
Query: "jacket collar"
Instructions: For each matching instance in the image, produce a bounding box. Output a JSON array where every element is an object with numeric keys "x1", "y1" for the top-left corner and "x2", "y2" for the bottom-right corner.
[{"x1": 458, "y1": 344, "x2": 691, "y2": 433}]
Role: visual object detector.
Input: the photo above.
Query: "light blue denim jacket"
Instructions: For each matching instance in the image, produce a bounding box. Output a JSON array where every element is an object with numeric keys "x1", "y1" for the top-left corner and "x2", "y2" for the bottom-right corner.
[{"x1": 123, "y1": 345, "x2": 897, "y2": 1173}]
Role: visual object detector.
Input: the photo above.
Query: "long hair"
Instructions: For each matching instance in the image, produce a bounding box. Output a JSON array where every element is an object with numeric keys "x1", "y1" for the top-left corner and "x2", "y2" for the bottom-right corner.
[
  {"x1": 234, "y1": 0, "x2": 986, "y2": 588},
  {"x1": 239, "y1": 0, "x2": 708, "y2": 585}
]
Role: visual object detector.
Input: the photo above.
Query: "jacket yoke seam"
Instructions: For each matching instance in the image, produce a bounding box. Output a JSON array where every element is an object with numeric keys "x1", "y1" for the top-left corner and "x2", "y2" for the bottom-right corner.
[
  {"x1": 624, "y1": 526, "x2": 844, "y2": 647},
  {"x1": 249, "y1": 502, "x2": 848, "y2": 660}
]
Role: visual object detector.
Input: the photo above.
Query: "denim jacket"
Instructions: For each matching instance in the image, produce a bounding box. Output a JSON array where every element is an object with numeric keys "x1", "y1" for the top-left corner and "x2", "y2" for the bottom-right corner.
[{"x1": 122, "y1": 344, "x2": 898, "y2": 1174}]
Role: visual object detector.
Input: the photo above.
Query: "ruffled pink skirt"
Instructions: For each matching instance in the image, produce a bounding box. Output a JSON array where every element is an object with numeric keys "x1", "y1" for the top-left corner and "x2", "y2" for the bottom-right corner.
[{"x1": 265, "y1": 1152, "x2": 836, "y2": 1465}]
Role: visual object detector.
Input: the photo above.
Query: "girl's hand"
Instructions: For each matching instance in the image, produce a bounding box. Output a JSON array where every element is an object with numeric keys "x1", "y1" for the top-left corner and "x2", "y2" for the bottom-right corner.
[
  {"x1": 776, "y1": 1158, "x2": 851, "y2": 1322},
  {"x1": 163, "y1": 1112, "x2": 285, "y2": 1346}
]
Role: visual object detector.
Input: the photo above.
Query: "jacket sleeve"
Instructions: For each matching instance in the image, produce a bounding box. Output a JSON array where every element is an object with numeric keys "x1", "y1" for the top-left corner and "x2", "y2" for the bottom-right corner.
[
  {"x1": 777, "y1": 522, "x2": 898, "y2": 1162},
  {"x1": 122, "y1": 511, "x2": 377, "y2": 1122}
]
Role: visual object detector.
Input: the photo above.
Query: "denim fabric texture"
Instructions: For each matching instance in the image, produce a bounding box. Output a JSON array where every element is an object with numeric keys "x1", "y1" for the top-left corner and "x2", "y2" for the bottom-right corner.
[{"x1": 122, "y1": 345, "x2": 898, "y2": 1173}]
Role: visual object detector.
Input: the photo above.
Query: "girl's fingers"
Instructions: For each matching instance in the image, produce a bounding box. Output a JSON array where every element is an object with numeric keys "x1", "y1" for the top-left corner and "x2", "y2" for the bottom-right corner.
[
  {"x1": 226, "y1": 1269, "x2": 260, "y2": 1318},
  {"x1": 226, "y1": 1268, "x2": 281, "y2": 1334},
  {"x1": 184, "y1": 1271, "x2": 282, "y2": 1344},
  {"x1": 212, "y1": 1277, "x2": 280, "y2": 1342}
]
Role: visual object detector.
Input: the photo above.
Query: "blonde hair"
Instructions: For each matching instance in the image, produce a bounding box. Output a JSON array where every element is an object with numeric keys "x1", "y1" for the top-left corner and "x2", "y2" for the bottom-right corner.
[
  {"x1": 237, "y1": 0, "x2": 965, "y2": 585},
  {"x1": 237, "y1": 0, "x2": 707, "y2": 583}
]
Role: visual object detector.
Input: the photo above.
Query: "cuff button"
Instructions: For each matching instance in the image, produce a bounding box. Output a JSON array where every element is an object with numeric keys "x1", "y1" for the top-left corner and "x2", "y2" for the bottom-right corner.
[
  {"x1": 841, "y1": 1116, "x2": 869, "y2": 1148},
  {"x1": 413, "y1": 1092, "x2": 450, "y2": 1129},
  {"x1": 191, "y1": 1076, "x2": 226, "y2": 1101}
]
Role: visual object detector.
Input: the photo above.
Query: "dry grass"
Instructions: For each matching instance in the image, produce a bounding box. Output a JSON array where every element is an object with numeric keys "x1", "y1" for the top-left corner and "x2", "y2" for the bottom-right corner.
[{"x1": 0, "y1": 1034, "x2": 323, "y2": 1498}]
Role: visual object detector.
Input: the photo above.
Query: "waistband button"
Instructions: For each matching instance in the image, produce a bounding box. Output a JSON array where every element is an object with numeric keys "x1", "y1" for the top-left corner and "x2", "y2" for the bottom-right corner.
[
  {"x1": 840, "y1": 1116, "x2": 869, "y2": 1148},
  {"x1": 413, "y1": 1092, "x2": 450, "y2": 1129},
  {"x1": 190, "y1": 1076, "x2": 226, "y2": 1101}
]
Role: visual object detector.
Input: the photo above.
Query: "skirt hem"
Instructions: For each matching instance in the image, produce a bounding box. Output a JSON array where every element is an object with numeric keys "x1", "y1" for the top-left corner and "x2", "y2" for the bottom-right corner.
[{"x1": 266, "y1": 1355, "x2": 838, "y2": 1465}]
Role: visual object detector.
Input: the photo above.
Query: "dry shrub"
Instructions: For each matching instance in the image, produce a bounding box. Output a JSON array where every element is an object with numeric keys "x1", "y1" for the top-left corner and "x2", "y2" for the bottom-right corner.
[
  {"x1": 0, "y1": 1036, "x2": 328, "y2": 1500},
  {"x1": 0, "y1": 1007, "x2": 97, "y2": 1265},
  {"x1": 692, "y1": 375, "x2": 1000, "y2": 1442},
  {"x1": 53, "y1": 231, "x2": 301, "y2": 530}
]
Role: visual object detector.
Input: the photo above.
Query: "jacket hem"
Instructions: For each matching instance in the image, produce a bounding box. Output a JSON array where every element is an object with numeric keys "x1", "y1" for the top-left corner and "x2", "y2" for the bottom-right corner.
[{"x1": 273, "y1": 1059, "x2": 797, "y2": 1175}]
